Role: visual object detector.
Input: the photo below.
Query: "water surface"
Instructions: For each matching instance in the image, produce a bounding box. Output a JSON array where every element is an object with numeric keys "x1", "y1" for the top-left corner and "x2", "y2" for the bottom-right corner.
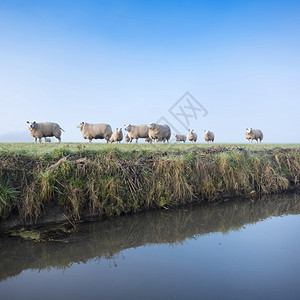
[{"x1": 1, "y1": 193, "x2": 300, "y2": 299}]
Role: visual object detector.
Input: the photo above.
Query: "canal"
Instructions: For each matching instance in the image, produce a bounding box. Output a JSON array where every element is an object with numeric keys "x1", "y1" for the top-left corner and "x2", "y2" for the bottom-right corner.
[{"x1": 1, "y1": 192, "x2": 300, "y2": 299}]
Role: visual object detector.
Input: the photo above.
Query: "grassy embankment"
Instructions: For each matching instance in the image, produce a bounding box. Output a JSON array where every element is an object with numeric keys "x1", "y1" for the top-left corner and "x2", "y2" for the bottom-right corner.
[{"x1": 0, "y1": 143, "x2": 299, "y2": 225}]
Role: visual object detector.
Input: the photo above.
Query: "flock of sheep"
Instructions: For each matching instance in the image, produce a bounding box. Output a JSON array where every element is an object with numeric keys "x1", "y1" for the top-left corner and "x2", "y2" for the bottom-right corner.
[{"x1": 26, "y1": 121, "x2": 264, "y2": 144}]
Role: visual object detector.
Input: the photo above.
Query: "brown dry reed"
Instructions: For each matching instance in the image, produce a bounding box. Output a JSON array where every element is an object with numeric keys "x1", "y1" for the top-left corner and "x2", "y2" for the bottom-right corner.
[{"x1": 0, "y1": 145, "x2": 299, "y2": 222}]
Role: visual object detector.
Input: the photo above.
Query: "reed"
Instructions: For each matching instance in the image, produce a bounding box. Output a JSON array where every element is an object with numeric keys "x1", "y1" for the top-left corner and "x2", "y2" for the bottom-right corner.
[{"x1": 0, "y1": 144, "x2": 299, "y2": 222}]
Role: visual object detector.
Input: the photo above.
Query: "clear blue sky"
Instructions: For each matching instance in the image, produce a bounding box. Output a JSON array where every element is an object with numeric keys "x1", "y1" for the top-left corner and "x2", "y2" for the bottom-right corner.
[{"x1": 0, "y1": 0, "x2": 299, "y2": 142}]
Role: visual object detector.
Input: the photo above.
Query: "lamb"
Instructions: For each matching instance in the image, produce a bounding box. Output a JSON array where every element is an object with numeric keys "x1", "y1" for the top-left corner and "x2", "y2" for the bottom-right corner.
[
  {"x1": 124, "y1": 134, "x2": 130, "y2": 143},
  {"x1": 77, "y1": 122, "x2": 112, "y2": 143},
  {"x1": 147, "y1": 123, "x2": 171, "y2": 143},
  {"x1": 174, "y1": 134, "x2": 187, "y2": 143},
  {"x1": 124, "y1": 124, "x2": 149, "y2": 143},
  {"x1": 144, "y1": 137, "x2": 153, "y2": 143},
  {"x1": 187, "y1": 129, "x2": 197, "y2": 143},
  {"x1": 204, "y1": 130, "x2": 214, "y2": 143},
  {"x1": 27, "y1": 121, "x2": 64, "y2": 143},
  {"x1": 110, "y1": 128, "x2": 123, "y2": 143},
  {"x1": 245, "y1": 128, "x2": 263, "y2": 143}
]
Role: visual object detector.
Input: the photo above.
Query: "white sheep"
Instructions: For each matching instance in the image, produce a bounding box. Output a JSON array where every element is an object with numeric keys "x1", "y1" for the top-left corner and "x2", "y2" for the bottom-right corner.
[
  {"x1": 77, "y1": 122, "x2": 112, "y2": 143},
  {"x1": 124, "y1": 124, "x2": 149, "y2": 143},
  {"x1": 187, "y1": 129, "x2": 197, "y2": 143},
  {"x1": 27, "y1": 121, "x2": 64, "y2": 143},
  {"x1": 174, "y1": 134, "x2": 187, "y2": 143},
  {"x1": 245, "y1": 128, "x2": 263, "y2": 143},
  {"x1": 147, "y1": 123, "x2": 171, "y2": 143},
  {"x1": 124, "y1": 134, "x2": 130, "y2": 143},
  {"x1": 110, "y1": 128, "x2": 123, "y2": 143},
  {"x1": 204, "y1": 130, "x2": 214, "y2": 143}
]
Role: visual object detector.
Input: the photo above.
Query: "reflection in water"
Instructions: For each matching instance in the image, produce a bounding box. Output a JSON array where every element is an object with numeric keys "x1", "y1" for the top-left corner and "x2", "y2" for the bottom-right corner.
[{"x1": 0, "y1": 192, "x2": 300, "y2": 282}]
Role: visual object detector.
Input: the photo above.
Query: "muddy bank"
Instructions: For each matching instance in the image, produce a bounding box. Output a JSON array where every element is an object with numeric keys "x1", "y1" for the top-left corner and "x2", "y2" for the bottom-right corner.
[{"x1": 0, "y1": 146, "x2": 299, "y2": 229}]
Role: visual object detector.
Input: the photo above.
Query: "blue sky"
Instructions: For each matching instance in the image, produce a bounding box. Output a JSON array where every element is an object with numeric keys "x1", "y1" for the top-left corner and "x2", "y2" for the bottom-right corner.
[{"x1": 0, "y1": 0, "x2": 299, "y2": 142}]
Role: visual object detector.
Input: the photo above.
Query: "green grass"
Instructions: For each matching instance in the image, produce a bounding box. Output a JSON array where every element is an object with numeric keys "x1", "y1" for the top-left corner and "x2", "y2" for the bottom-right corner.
[
  {"x1": 0, "y1": 142, "x2": 299, "y2": 156},
  {"x1": 0, "y1": 143, "x2": 299, "y2": 223}
]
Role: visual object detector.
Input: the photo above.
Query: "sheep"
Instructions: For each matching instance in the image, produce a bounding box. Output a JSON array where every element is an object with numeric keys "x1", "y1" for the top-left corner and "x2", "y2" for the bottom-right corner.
[
  {"x1": 77, "y1": 122, "x2": 112, "y2": 143},
  {"x1": 124, "y1": 134, "x2": 130, "y2": 143},
  {"x1": 245, "y1": 128, "x2": 263, "y2": 143},
  {"x1": 124, "y1": 124, "x2": 149, "y2": 143},
  {"x1": 27, "y1": 121, "x2": 64, "y2": 143},
  {"x1": 110, "y1": 128, "x2": 123, "y2": 143},
  {"x1": 187, "y1": 129, "x2": 197, "y2": 143},
  {"x1": 147, "y1": 123, "x2": 171, "y2": 143},
  {"x1": 109, "y1": 128, "x2": 118, "y2": 143},
  {"x1": 45, "y1": 138, "x2": 51, "y2": 143},
  {"x1": 204, "y1": 130, "x2": 214, "y2": 143},
  {"x1": 144, "y1": 137, "x2": 153, "y2": 143},
  {"x1": 117, "y1": 128, "x2": 123, "y2": 142},
  {"x1": 174, "y1": 134, "x2": 187, "y2": 143}
]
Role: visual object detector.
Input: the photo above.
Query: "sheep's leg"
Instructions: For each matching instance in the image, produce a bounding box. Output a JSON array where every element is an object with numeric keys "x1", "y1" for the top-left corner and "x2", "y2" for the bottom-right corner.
[
  {"x1": 34, "y1": 137, "x2": 37, "y2": 143},
  {"x1": 56, "y1": 136, "x2": 61, "y2": 143},
  {"x1": 38, "y1": 138, "x2": 42, "y2": 143},
  {"x1": 89, "y1": 139, "x2": 92, "y2": 143}
]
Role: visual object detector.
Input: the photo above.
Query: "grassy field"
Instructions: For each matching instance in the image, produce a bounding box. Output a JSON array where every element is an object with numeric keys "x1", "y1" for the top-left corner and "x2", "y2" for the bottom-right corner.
[
  {"x1": 0, "y1": 142, "x2": 299, "y2": 156},
  {"x1": 0, "y1": 143, "x2": 299, "y2": 227}
]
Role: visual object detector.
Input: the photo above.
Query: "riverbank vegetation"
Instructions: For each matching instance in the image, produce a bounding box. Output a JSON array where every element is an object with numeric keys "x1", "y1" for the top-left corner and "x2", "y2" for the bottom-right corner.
[{"x1": 0, "y1": 143, "x2": 299, "y2": 226}]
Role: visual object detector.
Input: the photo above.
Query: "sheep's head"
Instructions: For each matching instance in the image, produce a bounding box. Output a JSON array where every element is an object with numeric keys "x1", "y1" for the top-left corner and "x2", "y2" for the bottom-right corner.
[
  {"x1": 188, "y1": 129, "x2": 194, "y2": 133},
  {"x1": 147, "y1": 123, "x2": 155, "y2": 129},
  {"x1": 77, "y1": 122, "x2": 85, "y2": 130},
  {"x1": 118, "y1": 128, "x2": 122, "y2": 133},
  {"x1": 124, "y1": 124, "x2": 131, "y2": 131},
  {"x1": 27, "y1": 121, "x2": 36, "y2": 130},
  {"x1": 246, "y1": 128, "x2": 252, "y2": 134}
]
